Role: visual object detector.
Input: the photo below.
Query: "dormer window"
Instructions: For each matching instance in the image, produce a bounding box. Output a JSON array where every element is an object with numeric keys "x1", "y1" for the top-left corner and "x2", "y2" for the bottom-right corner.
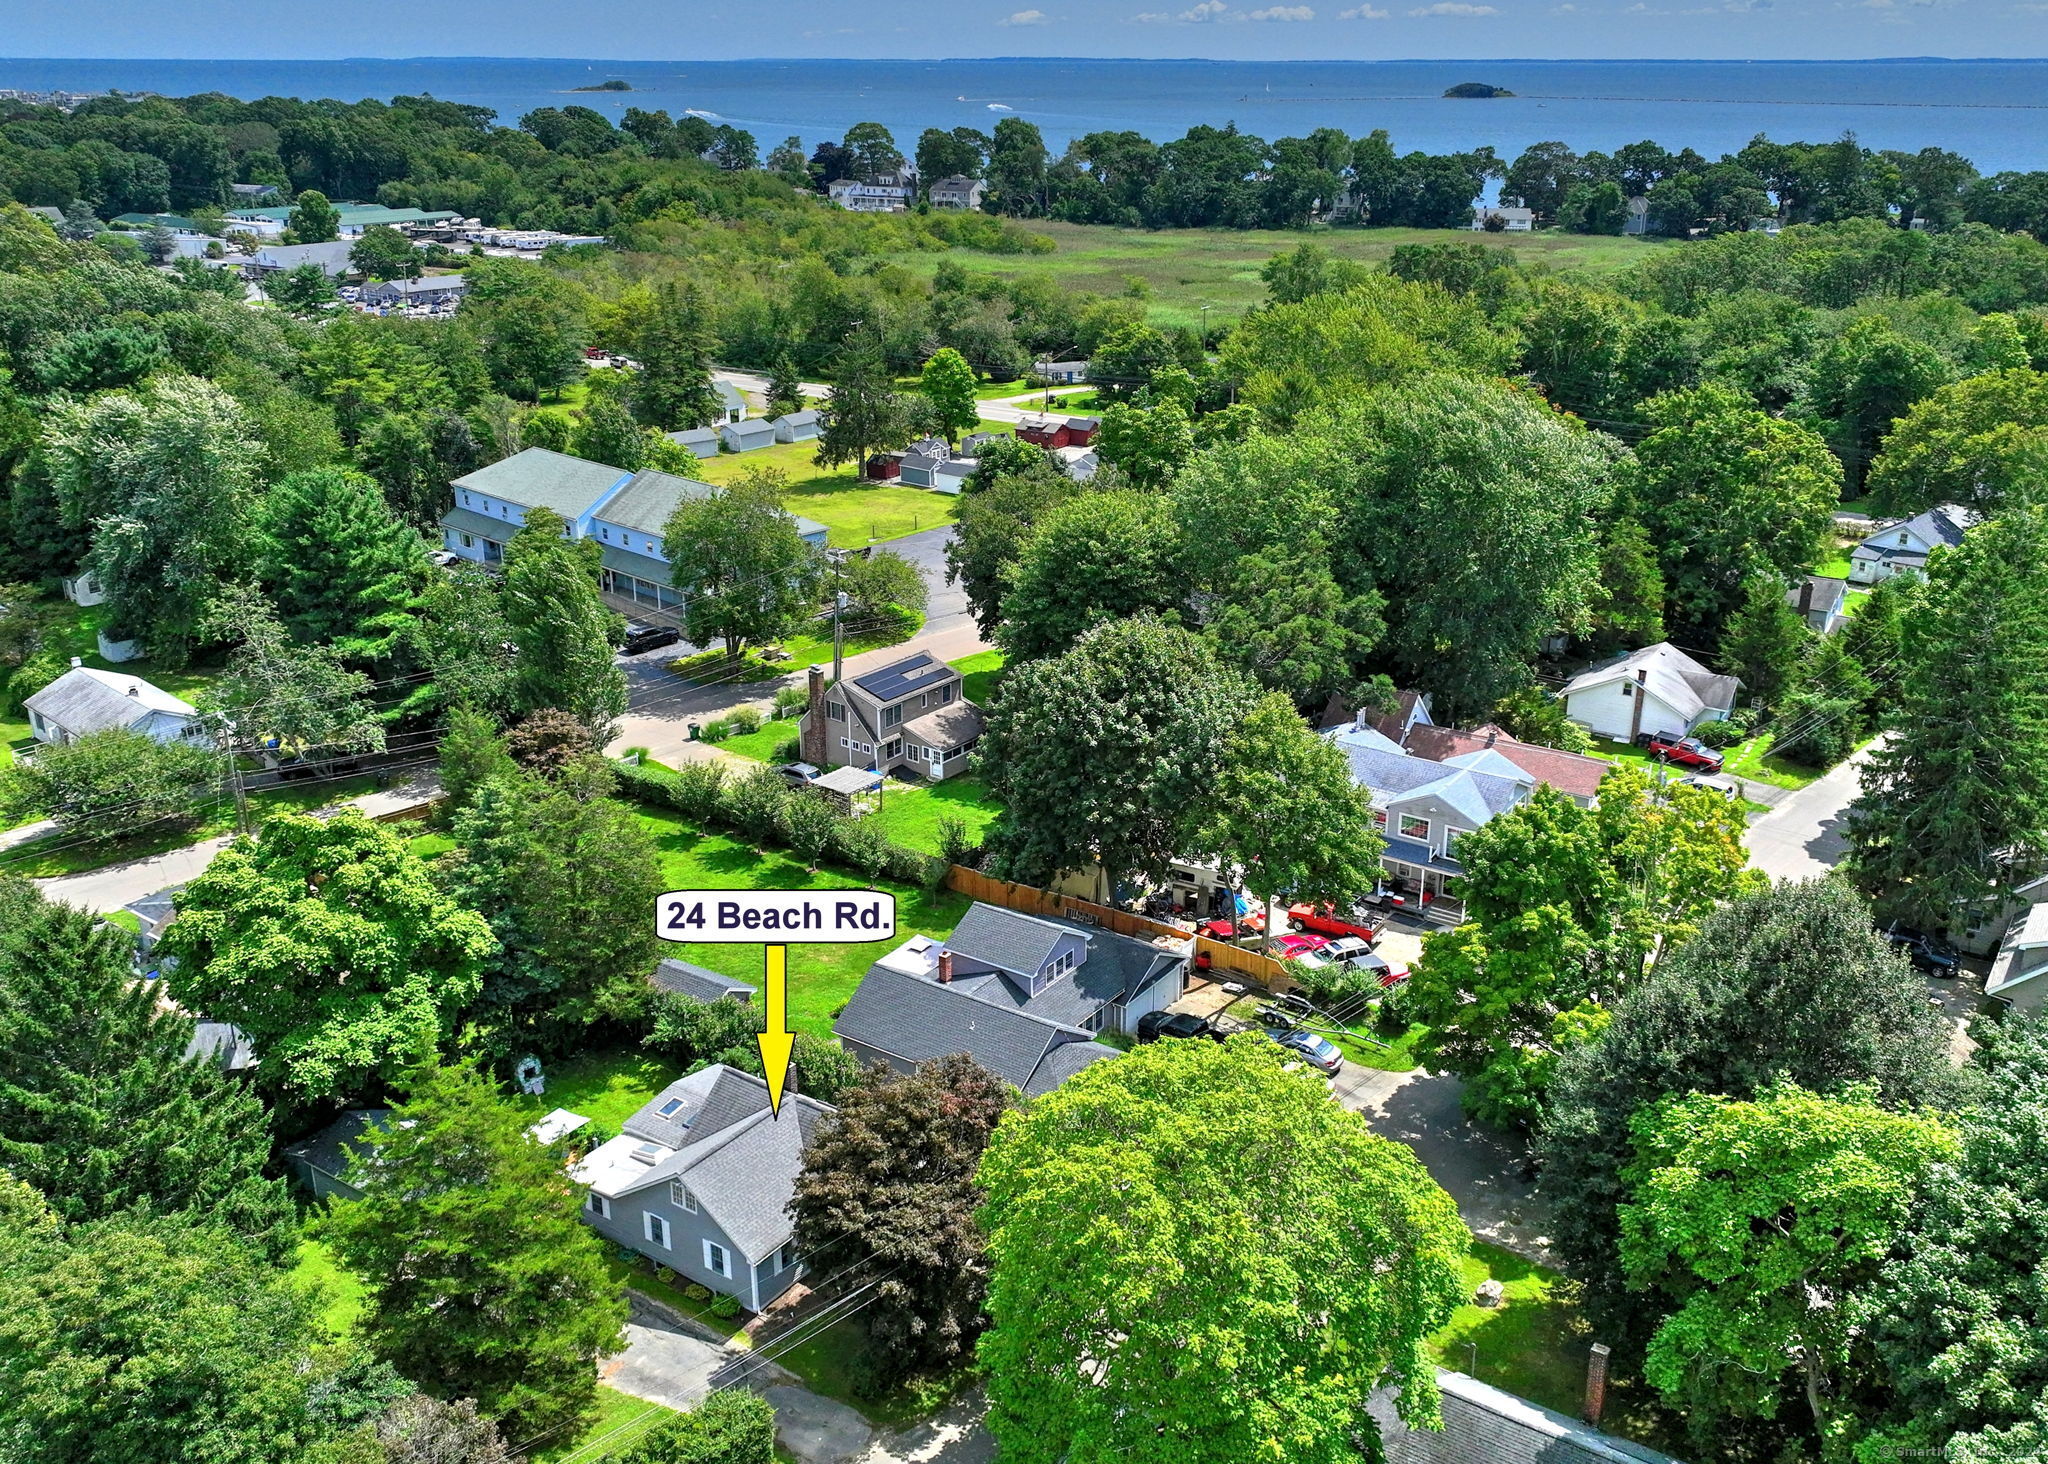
[
  {"x1": 881, "y1": 704, "x2": 903, "y2": 729},
  {"x1": 671, "y1": 1181, "x2": 698, "y2": 1213}
]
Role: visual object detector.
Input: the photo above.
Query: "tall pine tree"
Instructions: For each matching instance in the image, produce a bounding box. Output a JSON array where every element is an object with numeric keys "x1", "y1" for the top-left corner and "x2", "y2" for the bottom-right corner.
[
  {"x1": 1848, "y1": 504, "x2": 2048, "y2": 929},
  {"x1": 0, "y1": 877, "x2": 293, "y2": 1258},
  {"x1": 766, "y1": 351, "x2": 806, "y2": 417},
  {"x1": 815, "y1": 336, "x2": 906, "y2": 471},
  {"x1": 254, "y1": 466, "x2": 428, "y2": 665},
  {"x1": 633, "y1": 283, "x2": 721, "y2": 431},
  {"x1": 502, "y1": 509, "x2": 627, "y2": 737}
]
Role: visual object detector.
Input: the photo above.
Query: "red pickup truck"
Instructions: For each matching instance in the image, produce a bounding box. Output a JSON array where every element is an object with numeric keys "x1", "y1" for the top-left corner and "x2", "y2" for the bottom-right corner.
[
  {"x1": 1639, "y1": 732, "x2": 1725, "y2": 773},
  {"x1": 1286, "y1": 902, "x2": 1385, "y2": 943}
]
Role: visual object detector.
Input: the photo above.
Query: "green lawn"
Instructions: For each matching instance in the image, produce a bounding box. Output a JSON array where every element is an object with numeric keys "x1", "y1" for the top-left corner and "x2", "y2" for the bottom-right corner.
[
  {"x1": 0, "y1": 774, "x2": 386, "y2": 879},
  {"x1": 777, "y1": 609, "x2": 922, "y2": 668},
  {"x1": 509, "y1": 1046, "x2": 681, "y2": 1133},
  {"x1": 532, "y1": 1386, "x2": 679, "y2": 1464},
  {"x1": 710, "y1": 719, "x2": 803, "y2": 762},
  {"x1": 1813, "y1": 553, "x2": 1854, "y2": 579},
  {"x1": 887, "y1": 221, "x2": 1675, "y2": 328},
  {"x1": 770, "y1": 1316, "x2": 972, "y2": 1430},
  {"x1": 688, "y1": 441, "x2": 959, "y2": 548},
  {"x1": 867, "y1": 775, "x2": 1000, "y2": 857},
  {"x1": 1590, "y1": 731, "x2": 1827, "y2": 794},
  {"x1": 1331, "y1": 1018, "x2": 1430, "y2": 1074},
  {"x1": 948, "y1": 649, "x2": 1004, "y2": 709},
  {"x1": 637, "y1": 810, "x2": 971, "y2": 1039},
  {"x1": 291, "y1": 1237, "x2": 367, "y2": 1340}
]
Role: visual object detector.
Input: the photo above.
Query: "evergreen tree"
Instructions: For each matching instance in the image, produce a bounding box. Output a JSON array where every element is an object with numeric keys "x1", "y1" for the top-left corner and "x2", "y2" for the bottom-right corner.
[
  {"x1": 520, "y1": 408, "x2": 573, "y2": 453},
  {"x1": 634, "y1": 283, "x2": 721, "y2": 430},
  {"x1": 443, "y1": 760, "x2": 664, "y2": 1043},
  {"x1": 438, "y1": 703, "x2": 517, "y2": 812},
  {"x1": 1721, "y1": 572, "x2": 1809, "y2": 711},
  {"x1": 1588, "y1": 514, "x2": 1666, "y2": 654},
  {"x1": 253, "y1": 466, "x2": 427, "y2": 663},
  {"x1": 0, "y1": 878, "x2": 293, "y2": 1257},
  {"x1": 56, "y1": 198, "x2": 100, "y2": 242},
  {"x1": 1772, "y1": 634, "x2": 1874, "y2": 769},
  {"x1": 568, "y1": 388, "x2": 646, "y2": 471},
  {"x1": 287, "y1": 189, "x2": 341, "y2": 243},
  {"x1": 502, "y1": 508, "x2": 628, "y2": 737},
  {"x1": 815, "y1": 336, "x2": 905, "y2": 471},
  {"x1": 766, "y1": 352, "x2": 805, "y2": 416},
  {"x1": 321, "y1": 1062, "x2": 628, "y2": 1443},
  {"x1": 1848, "y1": 504, "x2": 2048, "y2": 930}
]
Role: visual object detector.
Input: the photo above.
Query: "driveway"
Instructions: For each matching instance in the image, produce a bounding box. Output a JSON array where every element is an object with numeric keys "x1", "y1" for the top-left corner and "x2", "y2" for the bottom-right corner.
[
  {"x1": 1742, "y1": 739, "x2": 1881, "y2": 882},
  {"x1": 603, "y1": 1292, "x2": 753, "y2": 1411}
]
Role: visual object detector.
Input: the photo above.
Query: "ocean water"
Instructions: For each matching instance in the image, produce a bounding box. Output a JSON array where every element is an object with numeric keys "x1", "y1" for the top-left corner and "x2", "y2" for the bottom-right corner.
[{"x1": 4, "y1": 57, "x2": 2048, "y2": 173}]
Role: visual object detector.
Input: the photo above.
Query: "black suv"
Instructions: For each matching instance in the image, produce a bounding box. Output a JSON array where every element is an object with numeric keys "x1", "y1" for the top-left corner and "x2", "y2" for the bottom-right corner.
[
  {"x1": 620, "y1": 621, "x2": 682, "y2": 655},
  {"x1": 1137, "y1": 1011, "x2": 1223, "y2": 1044},
  {"x1": 1881, "y1": 922, "x2": 1961, "y2": 978}
]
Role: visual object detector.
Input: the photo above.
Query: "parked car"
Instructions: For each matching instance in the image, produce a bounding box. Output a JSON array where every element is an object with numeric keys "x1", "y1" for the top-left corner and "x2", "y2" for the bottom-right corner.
[
  {"x1": 1676, "y1": 774, "x2": 1742, "y2": 801},
  {"x1": 1194, "y1": 915, "x2": 1264, "y2": 942},
  {"x1": 775, "y1": 762, "x2": 820, "y2": 788},
  {"x1": 620, "y1": 621, "x2": 682, "y2": 655},
  {"x1": 1881, "y1": 922, "x2": 1961, "y2": 978},
  {"x1": 1323, "y1": 935, "x2": 1374, "y2": 966},
  {"x1": 1270, "y1": 1028, "x2": 1343, "y2": 1075},
  {"x1": 1137, "y1": 1010, "x2": 1224, "y2": 1044},
  {"x1": 1348, "y1": 951, "x2": 1411, "y2": 988},
  {"x1": 1286, "y1": 902, "x2": 1384, "y2": 943},
  {"x1": 1638, "y1": 731, "x2": 1725, "y2": 772},
  {"x1": 1272, "y1": 933, "x2": 1331, "y2": 960},
  {"x1": 426, "y1": 549, "x2": 461, "y2": 569}
]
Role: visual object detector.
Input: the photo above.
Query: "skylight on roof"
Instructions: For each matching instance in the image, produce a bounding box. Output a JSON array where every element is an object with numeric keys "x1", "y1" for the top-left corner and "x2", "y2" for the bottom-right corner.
[{"x1": 658, "y1": 1098, "x2": 685, "y2": 1117}]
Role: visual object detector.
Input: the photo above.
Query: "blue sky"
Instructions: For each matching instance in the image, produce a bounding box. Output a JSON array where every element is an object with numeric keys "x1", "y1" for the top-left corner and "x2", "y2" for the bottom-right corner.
[{"x1": 4, "y1": 0, "x2": 2045, "y2": 61}]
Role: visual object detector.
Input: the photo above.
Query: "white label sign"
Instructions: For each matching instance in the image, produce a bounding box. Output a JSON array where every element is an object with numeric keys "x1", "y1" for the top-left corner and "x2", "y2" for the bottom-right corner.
[{"x1": 657, "y1": 890, "x2": 897, "y2": 944}]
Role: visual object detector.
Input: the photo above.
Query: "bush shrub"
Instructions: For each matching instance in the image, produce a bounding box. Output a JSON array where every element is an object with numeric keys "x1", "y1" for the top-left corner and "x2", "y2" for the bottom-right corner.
[
  {"x1": 670, "y1": 760, "x2": 728, "y2": 822},
  {"x1": 772, "y1": 686, "x2": 808, "y2": 718},
  {"x1": 709, "y1": 1293, "x2": 741, "y2": 1320},
  {"x1": 698, "y1": 718, "x2": 732, "y2": 744},
  {"x1": 683, "y1": 1282, "x2": 712, "y2": 1302},
  {"x1": 727, "y1": 705, "x2": 764, "y2": 735},
  {"x1": 829, "y1": 815, "x2": 892, "y2": 883},
  {"x1": 771, "y1": 731, "x2": 801, "y2": 763},
  {"x1": 1693, "y1": 718, "x2": 1747, "y2": 750}
]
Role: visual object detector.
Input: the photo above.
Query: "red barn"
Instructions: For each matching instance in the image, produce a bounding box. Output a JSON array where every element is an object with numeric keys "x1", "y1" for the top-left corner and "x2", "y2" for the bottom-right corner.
[{"x1": 1016, "y1": 413, "x2": 1102, "y2": 449}]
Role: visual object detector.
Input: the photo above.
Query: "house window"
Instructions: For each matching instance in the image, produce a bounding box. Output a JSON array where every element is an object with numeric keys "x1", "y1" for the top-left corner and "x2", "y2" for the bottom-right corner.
[
  {"x1": 460, "y1": 533, "x2": 474, "y2": 549},
  {"x1": 644, "y1": 1213, "x2": 671, "y2": 1250},
  {"x1": 938, "y1": 685, "x2": 953, "y2": 704},
  {"x1": 703, "y1": 1240, "x2": 731, "y2": 1278},
  {"x1": 1372, "y1": 810, "x2": 1388, "y2": 830},
  {"x1": 885, "y1": 739, "x2": 901, "y2": 760},
  {"x1": 839, "y1": 737, "x2": 850, "y2": 750},
  {"x1": 1444, "y1": 827, "x2": 1469, "y2": 858},
  {"x1": 1399, "y1": 815, "x2": 1430, "y2": 841},
  {"x1": 881, "y1": 704, "x2": 903, "y2": 729},
  {"x1": 586, "y1": 1192, "x2": 610, "y2": 1220},
  {"x1": 1621, "y1": 683, "x2": 1633, "y2": 698},
  {"x1": 827, "y1": 702, "x2": 845, "y2": 722},
  {"x1": 600, "y1": 527, "x2": 610, "y2": 540},
  {"x1": 670, "y1": 1181, "x2": 697, "y2": 1213},
  {"x1": 775, "y1": 1244, "x2": 797, "y2": 1272}
]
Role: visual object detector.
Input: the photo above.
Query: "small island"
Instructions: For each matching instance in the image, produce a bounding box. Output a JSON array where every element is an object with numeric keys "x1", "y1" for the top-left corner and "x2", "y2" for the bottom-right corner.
[
  {"x1": 572, "y1": 79, "x2": 633, "y2": 92},
  {"x1": 1443, "y1": 82, "x2": 1514, "y2": 99}
]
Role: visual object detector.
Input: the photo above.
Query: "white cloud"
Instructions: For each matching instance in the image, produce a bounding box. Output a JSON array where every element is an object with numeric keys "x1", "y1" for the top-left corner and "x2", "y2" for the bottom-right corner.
[
  {"x1": 1408, "y1": 1, "x2": 1498, "y2": 11},
  {"x1": 999, "y1": 6, "x2": 1051, "y2": 20},
  {"x1": 1247, "y1": 3, "x2": 1316, "y2": 14},
  {"x1": 1131, "y1": 8, "x2": 1172, "y2": 15},
  {"x1": 1340, "y1": 2, "x2": 1392, "y2": 11},
  {"x1": 1180, "y1": 0, "x2": 1231, "y2": 15}
]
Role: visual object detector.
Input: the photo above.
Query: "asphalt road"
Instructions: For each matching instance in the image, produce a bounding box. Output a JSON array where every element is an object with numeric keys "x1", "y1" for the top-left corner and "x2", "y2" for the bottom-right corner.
[{"x1": 1741, "y1": 739, "x2": 1880, "y2": 882}]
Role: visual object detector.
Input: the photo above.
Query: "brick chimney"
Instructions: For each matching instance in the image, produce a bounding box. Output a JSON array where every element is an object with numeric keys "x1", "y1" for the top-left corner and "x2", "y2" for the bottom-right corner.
[
  {"x1": 799, "y1": 664, "x2": 830, "y2": 767},
  {"x1": 1798, "y1": 578, "x2": 1813, "y2": 614},
  {"x1": 937, "y1": 950, "x2": 953, "y2": 983},
  {"x1": 1626, "y1": 667, "x2": 1648, "y2": 746},
  {"x1": 1582, "y1": 1343, "x2": 1611, "y2": 1426}
]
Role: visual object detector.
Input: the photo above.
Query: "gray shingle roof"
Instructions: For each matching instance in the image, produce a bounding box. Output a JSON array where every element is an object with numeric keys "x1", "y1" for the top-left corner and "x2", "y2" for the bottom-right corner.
[
  {"x1": 452, "y1": 448, "x2": 629, "y2": 521},
  {"x1": 836, "y1": 964, "x2": 1081, "y2": 1092},
  {"x1": 947, "y1": 903, "x2": 1068, "y2": 978},
  {"x1": 284, "y1": 1108, "x2": 390, "y2": 1185},
  {"x1": 1369, "y1": 1370, "x2": 1684, "y2": 1464},
  {"x1": 254, "y1": 240, "x2": 355, "y2": 275},
  {"x1": 650, "y1": 958, "x2": 756, "y2": 1004},
  {"x1": 901, "y1": 702, "x2": 984, "y2": 749},
  {"x1": 1021, "y1": 1039, "x2": 1121, "y2": 1091},
  {"x1": 613, "y1": 1065, "x2": 834, "y2": 1261},
  {"x1": 440, "y1": 506, "x2": 512, "y2": 542},
  {"x1": 1559, "y1": 642, "x2": 1739, "y2": 726},
  {"x1": 599, "y1": 468, "x2": 717, "y2": 535},
  {"x1": 24, "y1": 668, "x2": 197, "y2": 739}
]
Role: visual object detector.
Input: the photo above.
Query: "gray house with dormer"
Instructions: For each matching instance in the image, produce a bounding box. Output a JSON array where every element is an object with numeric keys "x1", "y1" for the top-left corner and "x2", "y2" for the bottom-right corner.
[
  {"x1": 573, "y1": 1064, "x2": 833, "y2": 1312},
  {"x1": 1848, "y1": 503, "x2": 1979, "y2": 586},
  {"x1": 798, "y1": 650, "x2": 986, "y2": 781},
  {"x1": 834, "y1": 902, "x2": 1185, "y2": 1094}
]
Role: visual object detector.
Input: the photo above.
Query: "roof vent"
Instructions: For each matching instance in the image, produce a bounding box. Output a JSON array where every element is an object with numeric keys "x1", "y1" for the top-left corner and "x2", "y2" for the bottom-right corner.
[
  {"x1": 629, "y1": 1142, "x2": 662, "y2": 1165},
  {"x1": 126, "y1": 685, "x2": 140, "y2": 697},
  {"x1": 70, "y1": 657, "x2": 82, "y2": 668}
]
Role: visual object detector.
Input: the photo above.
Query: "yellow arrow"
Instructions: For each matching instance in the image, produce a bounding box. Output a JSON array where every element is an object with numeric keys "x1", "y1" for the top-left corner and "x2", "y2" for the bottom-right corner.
[{"x1": 757, "y1": 944, "x2": 796, "y2": 1117}]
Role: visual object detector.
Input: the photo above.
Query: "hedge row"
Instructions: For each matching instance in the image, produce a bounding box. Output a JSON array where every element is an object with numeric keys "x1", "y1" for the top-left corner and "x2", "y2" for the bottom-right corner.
[{"x1": 611, "y1": 757, "x2": 949, "y2": 889}]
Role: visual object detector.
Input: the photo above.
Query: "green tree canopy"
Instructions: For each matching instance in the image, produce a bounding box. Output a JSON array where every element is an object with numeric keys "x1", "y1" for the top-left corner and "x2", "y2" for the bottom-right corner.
[
  {"x1": 502, "y1": 506, "x2": 628, "y2": 736},
  {"x1": 975, "y1": 1036, "x2": 1469, "y2": 1464},
  {"x1": 998, "y1": 489, "x2": 1184, "y2": 662},
  {"x1": 1539, "y1": 879, "x2": 1956, "y2": 1343},
  {"x1": 815, "y1": 336, "x2": 906, "y2": 470},
  {"x1": 664, "y1": 469, "x2": 823, "y2": 661},
  {"x1": 0, "y1": 877, "x2": 291, "y2": 1255},
  {"x1": 1630, "y1": 384, "x2": 1840, "y2": 637},
  {"x1": 1865, "y1": 365, "x2": 2048, "y2": 519},
  {"x1": 943, "y1": 454, "x2": 1075, "y2": 638},
  {"x1": 980, "y1": 617, "x2": 1255, "y2": 898},
  {"x1": 321, "y1": 1061, "x2": 628, "y2": 1443},
  {"x1": 349, "y1": 225, "x2": 420, "y2": 281},
  {"x1": 288, "y1": 189, "x2": 341, "y2": 243},
  {"x1": 253, "y1": 466, "x2": 426, "y2": 663},
  {"x1": 1847, "y1": 502, "x2": 2048, "y2": 930},
  {"x1": 1620, "y1": 1085, "x2": 1956, "y2": 1451},
  {"x1": 161, "y1": 810, "x2": 497, "y2": 1100},
  {"x1": 918, "y1": 346, "x2": 980, "y2": 446}
]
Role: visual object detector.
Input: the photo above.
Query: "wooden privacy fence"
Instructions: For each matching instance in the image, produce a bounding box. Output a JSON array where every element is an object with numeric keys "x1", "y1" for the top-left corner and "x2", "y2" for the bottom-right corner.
[{"x1": 944, "y1": 865, "x2": 1296, "y2": 994}]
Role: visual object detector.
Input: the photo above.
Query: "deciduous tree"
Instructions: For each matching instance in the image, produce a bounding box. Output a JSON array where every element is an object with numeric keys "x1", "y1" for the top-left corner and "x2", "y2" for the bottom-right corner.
[
  {"x1": 918, "y1": 347, "x2": 979, "y2": 446},
  {"x1": 502, "y1": 507, "x2": 627, "y2": 737},
  {"x1": 790, "y1": 1055, "x2": 1009, "y2": 1386},
  {"x1": 998, "y1": 489, "x2": 1183, "y2": 662},
  {"x1": 162, "y1": 811, "x2": 497, "y2": 1100},
  {"x1": 975, "y1": 1036, "x2": 1468, "y2": 1464},
  {"x1": 664, "y1": 469, "x2": 823, "y2": 661},
  {"x1": 288, "y1": 189, "x2": 341, "y2": 243}
]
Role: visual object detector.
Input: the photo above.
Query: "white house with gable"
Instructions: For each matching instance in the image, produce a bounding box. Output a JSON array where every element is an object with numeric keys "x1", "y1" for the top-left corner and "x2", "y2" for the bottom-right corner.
[
  {"x1": 1559, "y1": 642, "x2": 1740, "y2": 744},
  {"x1": 24, "y1": 666, "x2": 205, "y2": 747},
  {"x1": 1848, "y1": 503, "x2": 1979, "y2": 585}
]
